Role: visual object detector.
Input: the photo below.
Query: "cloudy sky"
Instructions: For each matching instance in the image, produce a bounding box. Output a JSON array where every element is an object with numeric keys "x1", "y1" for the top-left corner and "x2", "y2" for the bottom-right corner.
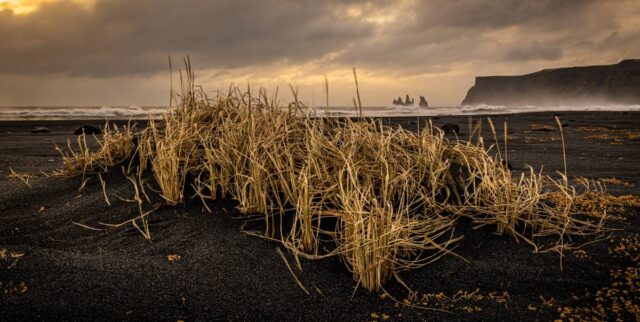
[{"x1": 1, "y1": 0, "x2": 639, "y2": 107}]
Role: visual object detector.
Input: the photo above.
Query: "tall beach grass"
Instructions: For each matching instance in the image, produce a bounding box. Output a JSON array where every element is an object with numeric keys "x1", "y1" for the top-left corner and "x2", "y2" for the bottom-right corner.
[{"x1": 58, "y1": 60, "x2": 609, "y2": 292}]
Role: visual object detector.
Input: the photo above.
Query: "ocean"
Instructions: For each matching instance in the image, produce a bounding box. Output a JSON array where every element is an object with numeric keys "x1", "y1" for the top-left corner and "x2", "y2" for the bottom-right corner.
[{"x1": 1, "y1": 104, "x2": 639, "y2": 120}]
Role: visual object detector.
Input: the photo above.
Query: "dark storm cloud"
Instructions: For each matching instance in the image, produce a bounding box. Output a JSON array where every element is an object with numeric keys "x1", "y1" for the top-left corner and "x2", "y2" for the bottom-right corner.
[
  {"x1": 0, "y1": 0, "x2": 381, "y2": 77},
  {"x1": 335, "y1": 0, "x2": 604, "y2": 72},
  {"x1": 504, "y1": 45, "x2": 563, "y2": 62},
  {"x1": 0, "y1": 0, "x2": 637, "y2": 79},
  {"x1": 411, "y1": 0, "x2": 596, "y2": 30}
]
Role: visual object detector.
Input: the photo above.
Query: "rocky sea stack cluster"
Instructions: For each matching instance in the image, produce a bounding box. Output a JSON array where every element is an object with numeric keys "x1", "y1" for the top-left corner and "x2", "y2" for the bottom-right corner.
[{"x1": 393, "y1": 94, "x2": 429, "y2": 107}]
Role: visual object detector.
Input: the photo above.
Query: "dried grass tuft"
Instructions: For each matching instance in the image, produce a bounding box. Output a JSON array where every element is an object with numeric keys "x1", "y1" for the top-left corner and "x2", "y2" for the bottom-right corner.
[{"x1": 55, "y1": 59, "x2": 618, "y2": 292}]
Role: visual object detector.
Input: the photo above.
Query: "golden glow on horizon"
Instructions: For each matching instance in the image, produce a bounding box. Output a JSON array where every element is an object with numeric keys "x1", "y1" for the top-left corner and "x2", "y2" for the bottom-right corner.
[{"x1": 0, "y1": 0, "x2": 91, "y2": 15}]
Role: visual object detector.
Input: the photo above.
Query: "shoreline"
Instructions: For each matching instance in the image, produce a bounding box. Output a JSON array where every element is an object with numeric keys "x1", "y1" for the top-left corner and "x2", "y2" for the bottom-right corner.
[{"x1": 1, "y1": 109, "x2": 639, "y2": 122}]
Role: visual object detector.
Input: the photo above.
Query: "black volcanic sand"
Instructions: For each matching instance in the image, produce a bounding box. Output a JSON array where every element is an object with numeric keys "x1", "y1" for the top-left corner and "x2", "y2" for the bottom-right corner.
[{"x1": 1, "y1": 112, "x2": 639, "y2": 320}]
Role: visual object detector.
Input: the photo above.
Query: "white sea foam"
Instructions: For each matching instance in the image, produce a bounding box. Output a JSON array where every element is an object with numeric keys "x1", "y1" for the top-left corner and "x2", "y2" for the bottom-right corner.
[
  {"x1": 0, "y1": 106, "x2": 170, "y2": 120},
  {"x1": 1, "y1": 104, "x2": 639, "y2": 120},
  {"x1": 310, "y1": 104, "x2": 640, "y2": 118}
]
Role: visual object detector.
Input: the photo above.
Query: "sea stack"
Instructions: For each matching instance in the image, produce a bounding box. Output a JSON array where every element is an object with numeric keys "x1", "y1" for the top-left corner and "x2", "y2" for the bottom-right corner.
[
  {"x1": 419, "y1": 96, "x2": 429, "y2": 107},
  {"x1": 404, "y1": 94, "x2": 413, "y2": 106},
  {"x1": 461, "y1": 59, "x2": 640, "y2": 106}
]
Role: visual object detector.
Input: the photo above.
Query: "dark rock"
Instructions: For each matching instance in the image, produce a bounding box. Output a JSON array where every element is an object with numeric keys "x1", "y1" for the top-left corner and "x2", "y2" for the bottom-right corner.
[
  {"x1": 30, "y1": 127, "x2": 51, "y2": 134},
  {"x1": 74, "y1": 125, "x2": 102, "y2": 135},
  {"x1": 404, "y1": 94, "x2": 413, "y2": 106},
  {"x1": 441, "y1": 123, "x2": 460, "y2": 135},
  {"x1": 419, "y1": 96, "x2": 429, "y2": 107},
  {"x1": 393, "y1": 96, "x2": 404, "y2": 106},
  {"x1": 462, "y1": 59, "x2": 640, "y2": 106}
]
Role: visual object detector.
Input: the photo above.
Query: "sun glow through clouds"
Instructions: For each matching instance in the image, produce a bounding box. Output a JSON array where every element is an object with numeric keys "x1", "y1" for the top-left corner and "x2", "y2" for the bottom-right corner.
[{"x1": 0, "y1": 0, "x2": 91, "y2": 15}]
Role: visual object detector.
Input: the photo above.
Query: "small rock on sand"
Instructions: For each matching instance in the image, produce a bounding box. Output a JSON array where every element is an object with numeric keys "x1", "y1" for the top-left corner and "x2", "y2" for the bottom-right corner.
[
  {"x1": 30, "y1": 127, "x2": 51, "y2": 134},
  {"x1": 74, "y1": 125, "x2": 102, "y2": 135},
  {"x1": 441, "y1": 123, "x2": 460, "y2": 135}
]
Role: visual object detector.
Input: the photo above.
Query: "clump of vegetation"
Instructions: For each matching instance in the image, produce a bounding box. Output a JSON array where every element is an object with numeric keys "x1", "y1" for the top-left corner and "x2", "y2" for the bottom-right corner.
[
  {"x1": 578, "y1": 126, "x2": 640, "y2": 144},
  {"x1": 57, "y1": 60, "x2": 612, "y2": 292},
  {"x1": 56, "y1": 122, "x2": 134, "y2": 175}
]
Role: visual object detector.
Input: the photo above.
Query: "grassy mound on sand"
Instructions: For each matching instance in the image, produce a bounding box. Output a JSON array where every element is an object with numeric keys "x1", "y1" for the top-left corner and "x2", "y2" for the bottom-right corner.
[{"x1": 57, "y1": 61, "x2": 608, "y2": 292}]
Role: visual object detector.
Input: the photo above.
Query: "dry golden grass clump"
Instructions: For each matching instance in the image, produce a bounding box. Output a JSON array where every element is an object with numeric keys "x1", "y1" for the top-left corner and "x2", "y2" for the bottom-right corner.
[
  {"x1": 56, "y1": 122, "x2": 134, "y2": 175},
  {"x1": 578, "y1": 126, "x2": 640, "y2": 144},
  {"x1": 541, "y1": 177, "x2": 640, "y2": 222},
  {"x1": 57, "y1": 62, "x2": 614, "y2": 292}
]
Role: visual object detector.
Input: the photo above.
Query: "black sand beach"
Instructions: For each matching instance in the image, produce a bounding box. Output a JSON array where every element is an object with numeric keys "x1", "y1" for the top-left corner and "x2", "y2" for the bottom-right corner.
[{"x1": 1, "y1": 112, "x2": 639, "y2": 320}]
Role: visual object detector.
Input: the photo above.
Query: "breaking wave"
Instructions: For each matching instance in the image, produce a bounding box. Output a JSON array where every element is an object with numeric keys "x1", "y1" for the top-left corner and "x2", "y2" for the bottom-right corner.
[
  {"x1": 0, "y1": 106, "x2": 170, "y2": 120},
  {"x1": 1, "y1": 104, "x2": 639, "y2": 120},
  {"x1": 310, "y1": 104, "x2": 640, "y2": 117},
  {"x1": 458, "y1": 104, "x2": 640, "y2": 115}
]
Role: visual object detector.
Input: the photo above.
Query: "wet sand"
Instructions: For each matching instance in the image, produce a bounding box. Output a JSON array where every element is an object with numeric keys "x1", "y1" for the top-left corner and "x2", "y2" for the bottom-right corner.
[{"x1": 1, "y1": 112, "x2": 639, "y2": 320}]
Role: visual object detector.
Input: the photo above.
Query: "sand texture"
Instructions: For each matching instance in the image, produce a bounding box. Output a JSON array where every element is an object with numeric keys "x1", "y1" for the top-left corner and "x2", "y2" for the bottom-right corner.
[{"x1": 1, "y1": 112, "x2": 639, "y2": 320}]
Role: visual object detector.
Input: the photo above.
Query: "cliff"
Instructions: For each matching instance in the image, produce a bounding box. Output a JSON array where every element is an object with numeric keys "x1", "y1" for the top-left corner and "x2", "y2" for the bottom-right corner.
[{"x1": 461, "y1": 59, "x2": 640, "y2": 106}]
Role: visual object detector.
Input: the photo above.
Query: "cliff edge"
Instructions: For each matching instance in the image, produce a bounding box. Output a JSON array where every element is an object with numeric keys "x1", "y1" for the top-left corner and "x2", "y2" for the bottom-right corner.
[{"x1": 461, "y1": 59, "x2": 640, "y2": 106}]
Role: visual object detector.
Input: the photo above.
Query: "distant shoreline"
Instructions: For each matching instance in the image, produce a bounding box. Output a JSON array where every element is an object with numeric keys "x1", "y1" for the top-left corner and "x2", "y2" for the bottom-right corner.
[{"x1": 1, "y1": 105, "x2": 639, "y2": 121}]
